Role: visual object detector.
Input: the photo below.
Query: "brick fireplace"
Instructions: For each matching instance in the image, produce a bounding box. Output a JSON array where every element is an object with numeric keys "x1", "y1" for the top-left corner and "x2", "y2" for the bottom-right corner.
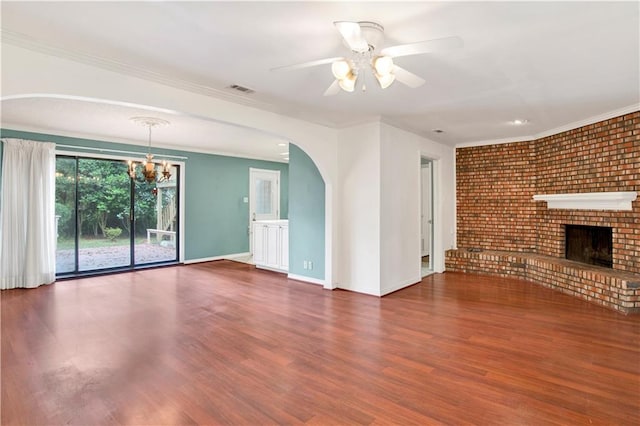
[{"x1": 446, "y1": 111, "x2": 640, "y2": 313}]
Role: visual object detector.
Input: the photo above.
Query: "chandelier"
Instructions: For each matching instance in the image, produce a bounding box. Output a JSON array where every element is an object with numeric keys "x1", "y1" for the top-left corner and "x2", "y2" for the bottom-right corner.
[{"x1": 128, "y1": 116, "x2": 171, "y2": 183}]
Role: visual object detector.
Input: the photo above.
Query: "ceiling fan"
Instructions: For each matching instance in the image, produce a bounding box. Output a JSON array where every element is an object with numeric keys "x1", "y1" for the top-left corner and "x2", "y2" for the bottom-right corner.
[{"x1": 272, "y1": 21, "x2": 463, "y2": 96}]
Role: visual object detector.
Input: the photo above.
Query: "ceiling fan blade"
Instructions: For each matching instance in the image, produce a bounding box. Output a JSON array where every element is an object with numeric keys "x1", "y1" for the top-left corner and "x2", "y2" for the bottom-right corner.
[
  {"x1": 392, "y1": 65, "x2": 425, "y2": 88},
  {"x1": 381, "y1": 36, "x2": 463, "y2": 58},
  {"x1": 270, "y1": 57, "x2": 344, "y2": 72},
  {"x1": 334, "y1": 21, "x2": 369, "y2": 52},
  {"x1": 323, "y1": 80, "x2": 341, "y2": 96}
]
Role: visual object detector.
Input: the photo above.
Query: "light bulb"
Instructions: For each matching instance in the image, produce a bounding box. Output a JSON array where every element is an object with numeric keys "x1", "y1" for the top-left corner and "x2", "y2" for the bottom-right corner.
[
  {"x1": 373, "y1": 56, "x2": 394, "y2": 75},
  {"x1": 331, "y1": 60, "x2": 351, "y2": 80},
  {"x1": 127, "y1": 160, "x2": 137, "y2": 178}
]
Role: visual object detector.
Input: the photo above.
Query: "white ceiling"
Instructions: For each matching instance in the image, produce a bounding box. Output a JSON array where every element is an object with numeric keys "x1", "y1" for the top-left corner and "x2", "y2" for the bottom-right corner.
[{"x1": 1, "y1": 1, "x2": 639, "y2": 157}]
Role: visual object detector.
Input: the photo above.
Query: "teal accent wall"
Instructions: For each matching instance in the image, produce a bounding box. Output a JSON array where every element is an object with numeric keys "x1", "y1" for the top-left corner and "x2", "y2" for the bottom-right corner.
[
  {"x1": 288, "y1": 143, "x2": 325, "y2": 280},
  {"x1": 0, "y1": 129, "x2": 288, "y2": 261}
]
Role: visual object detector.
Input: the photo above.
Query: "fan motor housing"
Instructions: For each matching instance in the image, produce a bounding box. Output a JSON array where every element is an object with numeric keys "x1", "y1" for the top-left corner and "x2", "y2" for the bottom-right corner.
[{"x1": 356, "y1": 21, "x2": 385, "y2": 52}]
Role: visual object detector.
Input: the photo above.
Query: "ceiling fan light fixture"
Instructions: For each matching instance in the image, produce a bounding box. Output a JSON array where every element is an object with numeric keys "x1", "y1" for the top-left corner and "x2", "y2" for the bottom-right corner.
[
  {"x1": 373, "y1": 55, "x2": 394, "y2": 75},
  {"x1": 331, "y1": 60, "x2": 351, "y2": 80},
  {"x1": 375, "y1": 72, "x2": 395, "y2": 89}
]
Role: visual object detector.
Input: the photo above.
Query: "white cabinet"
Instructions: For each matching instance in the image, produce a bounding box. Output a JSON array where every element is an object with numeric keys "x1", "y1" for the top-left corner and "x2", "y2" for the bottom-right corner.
[{"x1": 252, "y1": 220, "x2": 288, "y2": 273}]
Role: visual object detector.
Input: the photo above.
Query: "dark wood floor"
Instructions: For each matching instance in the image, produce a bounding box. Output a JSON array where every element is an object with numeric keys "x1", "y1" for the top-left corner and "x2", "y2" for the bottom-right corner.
[{"x1": 2, "y1": 261, "x2": 639, "y2": 425}]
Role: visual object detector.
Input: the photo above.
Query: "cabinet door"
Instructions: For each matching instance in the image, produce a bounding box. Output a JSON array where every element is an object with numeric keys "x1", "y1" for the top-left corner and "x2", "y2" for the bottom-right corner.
[
  {"x1": 265, "y1": 225, "x2": 280, "y2": 268},
  {"x1": 253, "y1": 224, "x2": 265, "y2": 264},
  {"x1": 279, "y1": 225, "x2": 289, "y2": 270}
]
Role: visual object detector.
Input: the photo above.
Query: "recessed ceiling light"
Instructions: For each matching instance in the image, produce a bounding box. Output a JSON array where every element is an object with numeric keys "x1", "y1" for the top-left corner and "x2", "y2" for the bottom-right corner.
[
  {"x1": 278, "y1": 143, "x2": 287, "y2": 147},
  {"x1": 511, "y1": 119, "x2": 529, "y2": 125},
  {"x1": 284, "y1": 157, "x2": 289, "y2": 161},
  {"x1": 280, "y1": 152, "x2": 289, "y2": 156}
]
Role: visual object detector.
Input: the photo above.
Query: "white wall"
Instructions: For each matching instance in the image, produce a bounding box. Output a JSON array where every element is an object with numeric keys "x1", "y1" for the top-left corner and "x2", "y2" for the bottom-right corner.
[
  {"x1": 335, "y1": 121, "x2": 456, "y2": 297},
  {"x1": 380, "y1": 125, "x2": 422, "y2": 294},
  {"x1": 336, "y1": 122, "x2": 381, "y2": 295},
  {"x1": 380, "y1": 123, "x2": 456, "y2": 275}
]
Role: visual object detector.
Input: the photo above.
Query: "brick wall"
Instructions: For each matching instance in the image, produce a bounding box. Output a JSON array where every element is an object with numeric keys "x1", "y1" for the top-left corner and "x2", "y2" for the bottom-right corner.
[
  {"x1": 456, "y1": 141, "x2": 537, "y2": 252},
  {"x1": 455, "y1": 111, "x2": 640, "y2": 274}
]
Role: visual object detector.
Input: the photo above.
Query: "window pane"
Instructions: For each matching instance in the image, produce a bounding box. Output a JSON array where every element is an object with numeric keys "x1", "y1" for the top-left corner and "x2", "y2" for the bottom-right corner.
[
  {"x1": 134, "y1": 166, "x2": 178, "y2": 265},
  {"x1": 77, "y1": 158, "x2": 131, "y2": 271},
  {"x1": 55, "y1": 157, "x2": 77, "y2": 274},
  {"x1": 256, "y1": 178, "x2": 272, "y2": 214}
]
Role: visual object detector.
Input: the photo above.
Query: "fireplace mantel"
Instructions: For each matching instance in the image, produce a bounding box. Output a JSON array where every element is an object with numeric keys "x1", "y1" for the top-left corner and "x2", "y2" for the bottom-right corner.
[{"x1": 533, "y1": 191, "x2": 637, "y2": 211}]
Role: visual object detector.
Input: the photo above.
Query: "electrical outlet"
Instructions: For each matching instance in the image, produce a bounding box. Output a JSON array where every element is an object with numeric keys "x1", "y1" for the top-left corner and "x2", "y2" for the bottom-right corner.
[
  {"x1": 309, "y1": 261, "x2": 313, "y2": 270},
  {"x1": 303, "y1": 260, "x2": 308, "y2": 269}
]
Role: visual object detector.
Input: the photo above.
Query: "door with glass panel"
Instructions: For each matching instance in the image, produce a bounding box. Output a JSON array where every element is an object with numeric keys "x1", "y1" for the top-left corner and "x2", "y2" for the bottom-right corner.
[{"x1": 55, "y1": 155, "x2": 179, "y2": 275}]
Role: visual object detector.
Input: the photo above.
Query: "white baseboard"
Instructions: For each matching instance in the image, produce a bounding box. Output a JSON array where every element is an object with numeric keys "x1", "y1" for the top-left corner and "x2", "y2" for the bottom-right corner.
[
  {"x1": 255, "y1": 265, "x2": 287, "y2": 274},
  {"x1": 224, "y1": 252, "x2": 251, "y2": 261},
  {"x1": 287, "y1": 273, "x2": 326, "y2": 286},
  {"x1": 184, "y1": 252, "x2": 250, "y2": 265},
  {"x1": 380, "y1": 276, "x2": 422, "y2": 296}
]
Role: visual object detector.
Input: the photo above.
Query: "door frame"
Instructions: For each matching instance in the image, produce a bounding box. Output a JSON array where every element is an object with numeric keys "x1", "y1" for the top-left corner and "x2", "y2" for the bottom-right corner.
[{"x1": 420, "y1": 157, "x2": 434, "y2": 276}]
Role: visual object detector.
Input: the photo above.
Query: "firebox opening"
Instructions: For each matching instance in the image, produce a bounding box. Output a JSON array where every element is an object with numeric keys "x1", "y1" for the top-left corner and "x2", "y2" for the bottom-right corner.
[{"x1": 565, "y1": 225, "x2": 613, "y2": 268}]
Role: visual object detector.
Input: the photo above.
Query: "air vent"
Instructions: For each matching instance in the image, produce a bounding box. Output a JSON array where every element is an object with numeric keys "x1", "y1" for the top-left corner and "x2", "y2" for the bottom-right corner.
[{"x1": 228, "y1": 84, "x2": 255, "y2": 94}]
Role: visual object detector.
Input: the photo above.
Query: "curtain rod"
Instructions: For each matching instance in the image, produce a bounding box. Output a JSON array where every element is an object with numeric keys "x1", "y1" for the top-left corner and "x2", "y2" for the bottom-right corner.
[{"x1": 55, "y1": 144, "x2": 188, "y2": 160}]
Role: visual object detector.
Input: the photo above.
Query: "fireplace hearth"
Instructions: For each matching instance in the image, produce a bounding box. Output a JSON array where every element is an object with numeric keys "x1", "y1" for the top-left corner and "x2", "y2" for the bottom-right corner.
[{"x1": 565, "y1": 225, "x2": 613, "y2": 268}]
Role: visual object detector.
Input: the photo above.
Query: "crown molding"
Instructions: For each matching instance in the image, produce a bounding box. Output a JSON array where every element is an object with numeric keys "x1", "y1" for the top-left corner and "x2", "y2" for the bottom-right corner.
[
  {"x1": 456, "y1": 135, "x2": 533, "y2": 148},
  {"x1": 533, "y1": 104, "x2": 640, "y2": 140},
  {"x1": 456, "y1": 104, "x2": 640, "y2": 148}
]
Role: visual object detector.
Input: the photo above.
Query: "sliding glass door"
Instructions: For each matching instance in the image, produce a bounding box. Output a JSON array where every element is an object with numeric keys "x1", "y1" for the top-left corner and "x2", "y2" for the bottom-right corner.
[{"x1": 55, "y1": 155, "x2": 179, "y2": 276}]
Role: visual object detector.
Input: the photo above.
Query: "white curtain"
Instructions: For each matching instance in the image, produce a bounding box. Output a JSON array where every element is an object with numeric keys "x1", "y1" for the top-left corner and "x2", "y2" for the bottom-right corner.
[{"x1": 0, "y1": 138, "x2": 56, "y2": 289}]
